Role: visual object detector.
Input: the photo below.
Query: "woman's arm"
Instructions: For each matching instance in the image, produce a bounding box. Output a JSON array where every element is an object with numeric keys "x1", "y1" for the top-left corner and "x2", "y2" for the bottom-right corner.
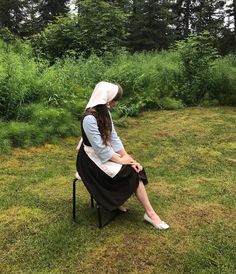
[
  {"x1": 83, "y1": 115, "x2": 114, "y2": 163},
  {"x1": 110, "y1": 153, "x2": 136, "y2": 165},
  {"x1": 114, "y1": 149, "x2": 143, "y2": 172},
  {"x1": 83, "y1": 115, "x2": 136, "y2": 166}
]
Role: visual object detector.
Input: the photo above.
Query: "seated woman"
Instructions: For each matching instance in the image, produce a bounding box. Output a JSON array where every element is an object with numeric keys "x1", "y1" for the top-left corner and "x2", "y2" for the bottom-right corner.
[{"x1": 76, "y1": 81, "x2": 169, "y2": 230}]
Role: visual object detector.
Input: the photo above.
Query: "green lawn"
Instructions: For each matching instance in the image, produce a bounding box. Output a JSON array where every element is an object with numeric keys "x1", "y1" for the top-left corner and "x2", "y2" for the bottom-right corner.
[{"x1": 0, "y1": 107, "x2": 236, "y2": 274}]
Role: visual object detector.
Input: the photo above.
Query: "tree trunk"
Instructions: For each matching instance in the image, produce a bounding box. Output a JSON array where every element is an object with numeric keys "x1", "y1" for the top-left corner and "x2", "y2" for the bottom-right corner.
[
  {"x1": 233, "y1": 0, "x2": 236, "y2": 36},
  {"x1": 184, "y1": 0, "x2": 190, "y2": 37}
]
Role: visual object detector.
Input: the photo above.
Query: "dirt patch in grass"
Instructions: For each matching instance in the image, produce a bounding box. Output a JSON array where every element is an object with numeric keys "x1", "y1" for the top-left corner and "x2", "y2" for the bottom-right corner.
[
  {"x1": 167, "y1": 203, "x2": 234, "y2": 233},
  {"x1": 76, "y1": 232, "x2": 159, "y2": 273},
  {"x1": 150, "y1": 181, "x2": 176, "y2": 198}
]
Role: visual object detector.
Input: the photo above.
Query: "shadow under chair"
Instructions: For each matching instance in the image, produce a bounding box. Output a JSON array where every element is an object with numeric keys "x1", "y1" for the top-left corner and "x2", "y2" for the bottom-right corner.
[{"x1": 72, "y1": 172, "x2": 122, "y2": 228}]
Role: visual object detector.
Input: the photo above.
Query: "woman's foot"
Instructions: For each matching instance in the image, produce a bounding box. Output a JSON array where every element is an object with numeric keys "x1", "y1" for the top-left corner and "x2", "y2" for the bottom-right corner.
[
  {"x1": 146, "y1": 212, "x2": 162, "y2": 224},
  {"x1": 113, "y1": 205, "x2": 128, "y2": 214},
  {"x1": 144, "y1": 212, "x2": 169, "y2": 230},
  {"x1": 118, "y1": 205, "x2": 128, "y2": 212}
]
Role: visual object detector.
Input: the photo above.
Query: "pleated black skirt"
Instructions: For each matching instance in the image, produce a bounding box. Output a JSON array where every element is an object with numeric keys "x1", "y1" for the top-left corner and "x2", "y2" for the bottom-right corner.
[{"x1": 76, "y1": 144, "x2": 148, "y2": 211}]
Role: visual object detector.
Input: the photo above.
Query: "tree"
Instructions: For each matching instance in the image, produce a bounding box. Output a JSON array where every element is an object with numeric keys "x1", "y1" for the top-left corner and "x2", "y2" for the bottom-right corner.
[
  {"x1": 127, "y1": 0, "x2": 174, "y2": 51},
  {"x1": 176, "y1": 31, "x2": 219, "y2": 104},
  {"x1": 226, "y1": 0, "x2": 236, "y2": 36},
  {"x1": 38, "y1": 0, "x2": 70, "y2": 26},
  {"x1": 171, "y1": 0, "x2": 196, "y2": 39},
  {"x1": 191, "y1": 0, "x2": 225, "y2": 36},
  {"x1": 30, "y1": 15, "x2": 79, "y2": 61},
  {"x1": 219, "y1": 0, "x2": 236, "y2": 54},
  {"x1": 76, "y1": 0, "x2": 128, "y2": 56},
  {"x1": 0, "y1": 0, "x2": 26, "y2": 35},
  {"x1": 0, "y1": 0, "x2": 70, "y2": 37},
  {"x1": 31, "y1": 0, "x2": 128, "y2": 60}
]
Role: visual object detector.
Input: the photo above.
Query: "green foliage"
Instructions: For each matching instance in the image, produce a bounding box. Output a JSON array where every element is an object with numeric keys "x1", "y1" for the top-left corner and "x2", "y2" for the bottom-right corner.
[
  {"x1": 127, "y1": 0, "x2": 174, "y2": 51},
  {"x1": 209, "y1": 55, "x2": 236, "y2": 105},
  {"x1": 30, "y1": 16, "x2": 80, "y2": 61},
  {"x1": 0, "y1": 37, "x2": 236, "y2": 151},
  {"x1": 1, "y1": 104, "x2": 80, "y2": 149},
  {"x1": 157, "y1": 97, "x2": 184, "y2": 110},
  {"x1": 0, "y1": 27, "x2": 16, "y2": 43},
  {"x1": 18, "y1": 104, "x2": 80, "y2": 138},
  {"x1": 31, "y1": 1, "x2": 128, "y2": 61},
  {"x1": 6, "y1": 122, "x2": 41, "y2": 147},
  {"x1": 0, "y1": 39, "x2": 41, "y2": 119},
  {"x1": 115, "y1": 103, "x2": 142, "y2": 117},
  {"x1": 176, "y1": 32, "x2": 220, "y2": 105},
  {"x1": 0, "y1": 121, "x2": 10, "y2": 153},
  {"x1": 104, "y1": 50, "x2": 180, "y2": 100}
]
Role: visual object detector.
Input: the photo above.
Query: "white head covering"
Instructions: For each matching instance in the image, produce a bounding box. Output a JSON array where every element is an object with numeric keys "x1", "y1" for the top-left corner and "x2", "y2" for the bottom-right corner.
[{"x1": 86, "y1": 81, "x2": 119, "y2": 109}]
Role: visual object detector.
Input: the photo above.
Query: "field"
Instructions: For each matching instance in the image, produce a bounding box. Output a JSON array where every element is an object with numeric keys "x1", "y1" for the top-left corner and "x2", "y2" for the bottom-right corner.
[{"x1": 0, "y1": 107, "x2": 236, "y2": 273}]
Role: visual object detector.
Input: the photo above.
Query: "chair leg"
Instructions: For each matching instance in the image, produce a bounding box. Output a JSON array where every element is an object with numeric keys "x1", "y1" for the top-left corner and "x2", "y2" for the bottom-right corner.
[
  {"x1": 96, "y1": 203, "x2": 102, "y2": 228},
  {"x1": 72, "y1": 178, "x2": 78, "y2": 221},
  {"x1": 90, "y1": 195, "x2": 94, "y2": 208},
  {"x1": 72, "y1": 178, "x2": 118, "y2": 228}
]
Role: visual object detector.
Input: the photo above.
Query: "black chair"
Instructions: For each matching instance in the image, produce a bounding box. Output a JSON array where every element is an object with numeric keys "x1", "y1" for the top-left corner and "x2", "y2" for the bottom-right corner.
[{"x1": 72, "y1": 172, "x2": 119, "y2": 228}]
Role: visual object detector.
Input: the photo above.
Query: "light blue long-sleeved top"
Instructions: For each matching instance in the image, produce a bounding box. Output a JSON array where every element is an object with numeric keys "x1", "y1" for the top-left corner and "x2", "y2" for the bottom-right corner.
[{"x1": 83, "y1": 114, "x2": 124, "y2": 163}]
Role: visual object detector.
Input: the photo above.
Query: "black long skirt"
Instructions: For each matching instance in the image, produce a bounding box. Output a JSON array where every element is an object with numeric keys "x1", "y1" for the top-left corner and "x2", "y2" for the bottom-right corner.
[{"x1": 76, "y1": 144, "x2": 148, "y2": 211}]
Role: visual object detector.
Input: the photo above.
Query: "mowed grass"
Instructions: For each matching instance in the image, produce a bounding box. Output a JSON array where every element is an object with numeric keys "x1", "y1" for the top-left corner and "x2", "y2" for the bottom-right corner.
[{"x1": 0, "y1": 107, "x2": 236, "y2": 274}]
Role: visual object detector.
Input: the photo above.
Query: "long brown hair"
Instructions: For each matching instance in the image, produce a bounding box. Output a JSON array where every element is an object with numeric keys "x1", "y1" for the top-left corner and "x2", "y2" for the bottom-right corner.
[{"x1": 84, "y1": 84, "x2": 123, "y2": 145}]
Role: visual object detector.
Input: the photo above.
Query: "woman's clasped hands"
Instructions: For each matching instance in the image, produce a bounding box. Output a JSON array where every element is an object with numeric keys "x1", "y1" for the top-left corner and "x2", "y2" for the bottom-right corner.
[{"x1": 120, "y1": 154, "x2": 143, "y2": 173}]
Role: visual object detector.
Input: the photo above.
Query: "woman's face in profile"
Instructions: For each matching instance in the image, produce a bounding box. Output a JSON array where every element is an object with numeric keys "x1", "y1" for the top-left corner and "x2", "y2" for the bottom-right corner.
[{"x1": 108, "y1": 100, "x2": 118, "y2": 109}]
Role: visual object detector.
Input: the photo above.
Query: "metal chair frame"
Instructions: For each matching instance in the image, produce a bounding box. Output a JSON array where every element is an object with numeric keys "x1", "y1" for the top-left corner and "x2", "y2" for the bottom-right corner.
[{"x1": 72, "y1": 177, "x2": 119, "y2": 228}]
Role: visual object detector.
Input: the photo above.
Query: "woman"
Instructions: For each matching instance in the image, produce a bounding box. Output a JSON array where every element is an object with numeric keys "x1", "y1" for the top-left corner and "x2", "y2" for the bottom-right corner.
[{"x1": 76, "y1": 81, "x2": 169, "y2": 230}]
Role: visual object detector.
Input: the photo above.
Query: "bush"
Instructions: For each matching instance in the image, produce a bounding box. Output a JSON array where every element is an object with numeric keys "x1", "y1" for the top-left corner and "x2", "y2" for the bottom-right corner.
[
  {"x1": 115, "y1": 103, "x2": 141, "y2": 117},
  {"x1": 104, "y1": 50, "x2": 180, "y2": 100},
  {"x1": 0, "y1": 39, "x2": 42, "y2": 120},
  {"x1": 0, "y1": 121, "x2": 11, "y2": 153},
  {"x1": 15, "y1": 104, "x2": 80, "y2": 147},
  {"x1": 157, "y1": 97, "x2": 184, "y2": 110},
  {"x1": 209, "y1": 55, "x2": 236, "y2": 105},
  {"x1": 6, "y1": 122, "x2": 41, "y2": 147},
  {"x1": 175, "y1": 32, "x2": 219, "y2": 105},
  {"x1": 28, "y1": 105, "x2": 80, "y2": 138}
]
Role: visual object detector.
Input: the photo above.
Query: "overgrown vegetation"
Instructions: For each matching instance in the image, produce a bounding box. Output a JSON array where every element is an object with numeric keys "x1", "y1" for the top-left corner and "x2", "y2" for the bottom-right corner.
[
  {"x1": 0, "y1": 108, "x2": 235, "y2": 273},
  {"x1": 0, "y1": 33, "x2": 236, "y2": 152}
]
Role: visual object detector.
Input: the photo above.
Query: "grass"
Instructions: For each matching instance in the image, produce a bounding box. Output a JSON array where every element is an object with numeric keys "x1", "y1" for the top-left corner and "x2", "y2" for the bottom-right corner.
[{"x1": 0, "y1": 107, "x2": 236, "y2": 274}]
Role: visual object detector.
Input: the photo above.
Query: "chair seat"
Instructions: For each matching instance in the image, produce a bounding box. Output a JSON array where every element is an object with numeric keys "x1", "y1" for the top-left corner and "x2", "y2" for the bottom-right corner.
[{"x1": 75, "y1": 172, "x2": 81, "y2": 180}]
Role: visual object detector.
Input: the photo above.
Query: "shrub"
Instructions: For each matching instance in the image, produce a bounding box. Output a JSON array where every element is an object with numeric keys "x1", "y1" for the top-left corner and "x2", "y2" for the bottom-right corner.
[
  {"x1": 29, "y1": 105, "x2": 80, "y2": 138},
  {"x1": 157, "y1": 97, "x2": 184, "y2": 110},
  {"x1": 176, "y1": 32, "x2": 220, "y2": 105},
  {"x1": 5, "y1": 104, "x2": 80, "y2": 147},
  {"x1": 115, "y1": 103, "x2": 142, "y2": 117},
  {"x1": 209, "y1": 55, "x2": 236, "y2": 105},
  {"x1": 0, "y1": 39, "x2": 41, "y2": 120},
  {"x1": 0, "y1": 121, "x2": 11, "y2": 153},
  {"x1": 6, "y1": 122, "x2": 41, "y2": 147}
]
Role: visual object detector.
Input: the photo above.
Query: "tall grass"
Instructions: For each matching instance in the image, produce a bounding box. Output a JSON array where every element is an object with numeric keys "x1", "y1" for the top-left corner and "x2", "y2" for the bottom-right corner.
[{"x1": 0, "y1": 39, "x2": 236, "y2": 152}]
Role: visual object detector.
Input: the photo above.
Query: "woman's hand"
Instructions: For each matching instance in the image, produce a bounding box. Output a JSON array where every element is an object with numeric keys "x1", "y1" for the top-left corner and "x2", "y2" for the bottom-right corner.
[
  {"x1": 111, "y1": 153, "x2": 135, "y2": 165},
  {"x1": 111, "y1": 152, "x2": 142, "y2": 170},
  {"x1": 120, "y1": 154, "x2": 136, "y2": 165},
  {"x1": 131, "y1": 162, "x2": 143, "y2": 173}
]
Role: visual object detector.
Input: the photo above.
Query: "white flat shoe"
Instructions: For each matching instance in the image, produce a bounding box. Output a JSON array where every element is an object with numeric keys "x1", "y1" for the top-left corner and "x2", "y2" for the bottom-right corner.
[{"x1": 144, "y1": 213, "x2": 170, "y2": 230}]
